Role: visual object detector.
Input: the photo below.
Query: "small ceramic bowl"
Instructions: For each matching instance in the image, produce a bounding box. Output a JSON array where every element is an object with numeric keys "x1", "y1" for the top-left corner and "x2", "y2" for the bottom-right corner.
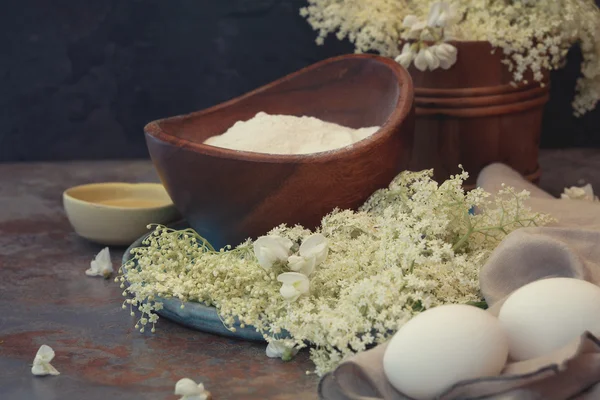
[
  {"x1": 145, "y1": 54, "x2": 414, "y2": 249},
  {"x1": 63, "y1": 182, "x2": 180, "y2": 246}
]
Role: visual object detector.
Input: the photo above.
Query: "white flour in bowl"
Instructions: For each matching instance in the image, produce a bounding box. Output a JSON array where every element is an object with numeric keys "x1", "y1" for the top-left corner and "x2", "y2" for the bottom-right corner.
[{"x1": 203, "y1": 112, "x2": 380, "y2": 155}]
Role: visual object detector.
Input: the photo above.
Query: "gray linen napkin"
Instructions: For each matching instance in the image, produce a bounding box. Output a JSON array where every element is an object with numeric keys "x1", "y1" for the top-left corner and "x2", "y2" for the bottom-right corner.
[{"x1": 319, "y1": 163, "x2": 600, "y2": 400}]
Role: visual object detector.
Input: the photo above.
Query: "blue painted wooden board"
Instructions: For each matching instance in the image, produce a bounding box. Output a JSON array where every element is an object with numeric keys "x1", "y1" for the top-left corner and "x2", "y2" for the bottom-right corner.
[{"x1": 122, "y1": 222, "x2": 266, "y2": 342}]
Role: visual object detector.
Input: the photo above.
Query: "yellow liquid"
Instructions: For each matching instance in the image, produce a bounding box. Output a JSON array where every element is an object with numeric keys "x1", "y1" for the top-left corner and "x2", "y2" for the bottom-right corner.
[{"x1": 99, "y1": 198, "x2": 166, "y2": 208}]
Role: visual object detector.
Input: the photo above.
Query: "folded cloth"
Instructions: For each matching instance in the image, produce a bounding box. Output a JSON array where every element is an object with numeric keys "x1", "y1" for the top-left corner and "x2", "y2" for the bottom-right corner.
[{"x1": 319, "y1": 163, "x2": 600, "y2": 400}]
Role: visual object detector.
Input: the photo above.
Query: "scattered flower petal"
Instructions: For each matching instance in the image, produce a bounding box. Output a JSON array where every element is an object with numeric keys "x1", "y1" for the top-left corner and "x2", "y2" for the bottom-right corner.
[
  {"x1": 86, "y1": 247, "x2": 113, "y2": 278},
  {"x1": 31, "y1": 345, "x2": 60, "y2": 376},
  {"x1": 175, "y1": 378, "x2": 211, "y2": 400},
  {"x1": 277, "y1": 272, "x2": 310, "y2": 302},
  {"x1": 266, "y1": 340, "x2": 300, "y2": 361},
  {"x1": 561, "y1": 184, "x2": 599, "y2": 202},
  {"x1": 253, "y1": 235, "x2": 293, "y2": 270}
]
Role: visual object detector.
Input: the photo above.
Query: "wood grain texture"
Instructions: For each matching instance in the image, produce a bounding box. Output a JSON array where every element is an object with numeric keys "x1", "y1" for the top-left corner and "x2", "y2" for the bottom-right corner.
[
  {"x1": 145, "y1": 54, "x2": 415, "y2": 249},
  {"x1": 407, "y1": 41, "x2": 549, "y2": 188}
]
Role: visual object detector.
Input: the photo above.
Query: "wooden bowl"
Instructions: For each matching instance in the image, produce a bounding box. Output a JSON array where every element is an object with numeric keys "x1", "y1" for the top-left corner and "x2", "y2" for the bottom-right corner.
[{"x1": 144, "y1": 54, "x2": 414, "y2": 249}]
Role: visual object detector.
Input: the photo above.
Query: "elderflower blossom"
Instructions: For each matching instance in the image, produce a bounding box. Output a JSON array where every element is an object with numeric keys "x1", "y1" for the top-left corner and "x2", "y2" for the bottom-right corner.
[
  {"x1": 117, "y1": 169, "x2": 551, "y2": 376},
  {"x1": 301, "y1": 0, "x2": 600, "y2": 116}
]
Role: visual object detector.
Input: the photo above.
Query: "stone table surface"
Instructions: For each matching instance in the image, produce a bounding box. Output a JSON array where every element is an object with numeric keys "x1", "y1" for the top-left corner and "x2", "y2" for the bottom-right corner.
[
  {"x1": 1, "y1": 150, "x2": 599, "y2": 400},
  {"x1": 0, "y1": 160, "x2": 318, "y2": 400}
]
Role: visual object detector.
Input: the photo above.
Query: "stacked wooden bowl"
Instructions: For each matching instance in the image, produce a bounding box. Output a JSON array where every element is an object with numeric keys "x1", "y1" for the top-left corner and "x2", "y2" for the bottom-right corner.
[{"x1": 408, "y1": 41, "x2": 550, "y2": 189}]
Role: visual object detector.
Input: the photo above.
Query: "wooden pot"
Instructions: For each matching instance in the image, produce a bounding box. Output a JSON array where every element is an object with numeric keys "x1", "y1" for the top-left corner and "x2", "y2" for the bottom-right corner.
[{"x1": 407, "y1": 41, "x2": 549, "y2": 189}]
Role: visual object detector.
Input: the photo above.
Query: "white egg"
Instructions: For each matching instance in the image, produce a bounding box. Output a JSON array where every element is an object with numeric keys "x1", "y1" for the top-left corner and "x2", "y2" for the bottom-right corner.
[
  {"x1": 498, "y1": 277, "x2": 600, "y2": 361},
  {"x1": 383, "y1": 304, "x2": 508, "y2": 400}
]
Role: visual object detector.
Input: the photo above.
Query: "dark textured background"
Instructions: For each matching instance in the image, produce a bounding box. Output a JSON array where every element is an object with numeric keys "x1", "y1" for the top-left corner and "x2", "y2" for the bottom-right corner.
[{"x1": 1, "y1": 0, "x2": 598, "y2": 162}]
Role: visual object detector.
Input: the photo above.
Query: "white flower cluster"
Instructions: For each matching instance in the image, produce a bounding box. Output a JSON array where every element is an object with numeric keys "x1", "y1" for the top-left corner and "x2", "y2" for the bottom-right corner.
[
  {"x1": 117, "y1": 169, "x2": 552, "y2": 375},
  {"x1": 254, "y1": 233, "x2": 328, "y2": 302},
  {"x1": 300, "y1": 0, "x2": 600, "y2": 116},
  {"x1": 395, "y1": 2, "x2": 459, "y2": 71}
]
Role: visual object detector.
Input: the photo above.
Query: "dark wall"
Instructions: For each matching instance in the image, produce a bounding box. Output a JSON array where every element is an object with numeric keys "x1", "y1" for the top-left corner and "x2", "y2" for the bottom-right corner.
[{"x1": 1, "y1": 0, "x2": 598, "y2": 162}]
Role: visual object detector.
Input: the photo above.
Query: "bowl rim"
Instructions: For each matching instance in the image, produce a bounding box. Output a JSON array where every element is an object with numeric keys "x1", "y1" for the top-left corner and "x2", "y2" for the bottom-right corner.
[
  {"x1": 143, "y1": 53, "x2": 414, "y2": 164},
  {"x1": 63, "y1": 182, "x2": 175, "y2": 211}
]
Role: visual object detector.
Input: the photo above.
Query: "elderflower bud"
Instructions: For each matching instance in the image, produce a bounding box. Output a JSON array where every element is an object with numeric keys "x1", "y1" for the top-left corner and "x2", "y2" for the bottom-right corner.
[
  {"x1": 432, "y1": 43, "x2": 458, "y2": 70},
  {"x1": 277, "y1": 272, "x2": 310, "y2": 302},
  {"x1": 175, "y1": 378, "x2": 211, "y2": 400},
  {"x1": 414, "y1": 47, "x2": 440, "y2": 71},
  {"x1": 31, "y1": 345, "x2": 60, "y2": 376},
  {"x1": 253, "y1": 235, "x2": 293, "y2": 270}
]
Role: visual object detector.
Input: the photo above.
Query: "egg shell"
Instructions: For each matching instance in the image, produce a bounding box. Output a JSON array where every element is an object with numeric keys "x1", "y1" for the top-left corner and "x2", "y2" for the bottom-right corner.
[
  {"x1": 383, "y1": 304, "x2": 508, "y2": 400},
  {"x1": 498, "y1": 277, "x2": 600, "y2": 361}
]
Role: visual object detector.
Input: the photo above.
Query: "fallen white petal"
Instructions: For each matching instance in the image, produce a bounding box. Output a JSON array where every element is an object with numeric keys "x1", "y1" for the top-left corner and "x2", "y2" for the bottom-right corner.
[
  {"x1": 561, "y1": 184, "x2": 599, "y2": 202},
  {"x1": 32, "y1": 362, "x2": 60, "y2": 376},
  {"x1": 86, "y1": 247, "x2": 113, "y2": 277},
  {"x1": 266, "y1": 340, "x2": 288, "y2": 358},
  {"x1": 175, "y1": 378, "x2": 210, "y2": 400},
  {"x1": 31, "y1": 345, "x2": 60, "y2": 376},
  {"x1": 266, "y1": 340, "x2": 300, "y2": 360}
]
